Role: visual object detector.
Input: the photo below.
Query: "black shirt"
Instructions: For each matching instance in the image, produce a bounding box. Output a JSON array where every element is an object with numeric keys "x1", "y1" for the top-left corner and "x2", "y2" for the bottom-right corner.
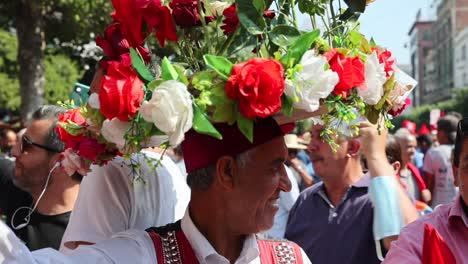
[
  {"x1": 0, "y1": 155, "x2": 70, "y2": 250},
  {"x1": 12, "y1": 210, "x2": 71, "y2": 250}
]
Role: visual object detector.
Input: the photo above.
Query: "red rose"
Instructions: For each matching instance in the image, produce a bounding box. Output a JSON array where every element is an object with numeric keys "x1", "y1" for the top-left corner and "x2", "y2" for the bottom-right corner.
[
  {"x1": 226, "y1": 58, "x2": 285, "y2": 118},
  {"x1": 56, "y1": 108, "x2": 86, "y2": 145},
  {"x1": 169, "y1": 0, "x2": 213, "y2": 28},
  {"x1": 372, "y1": 47, "x2": 396, "y2": 77},
  {"x1": 263, "y1": 10, "x2": 275, "y2": 19},
  {"x1": 77, "y1": 138, "x2": 107, "y2": 162},
  {"x1": 389, "y1": 98, "x2": 411, "y2": 116},
  {"x1": 96, "y1": 23, "x2": 150, "y2": 71},
  {"x1": 324, "y1": 49, "x2": 365, "y2": 98},
  {"x1": 111, "y1": 0, "x2": 178, "y2": 47},
  {"x1": 99, "y1": 58, "x2": 145, "y2": 121},
  {"x1": 221, "y1": 4, "x2": 239, "y2": 35}
]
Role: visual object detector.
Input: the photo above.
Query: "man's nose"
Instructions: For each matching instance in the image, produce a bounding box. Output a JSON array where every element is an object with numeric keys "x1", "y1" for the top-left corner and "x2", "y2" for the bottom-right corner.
[{"x1": 11, "y1": 142, "x2": 20, "y2": 158}]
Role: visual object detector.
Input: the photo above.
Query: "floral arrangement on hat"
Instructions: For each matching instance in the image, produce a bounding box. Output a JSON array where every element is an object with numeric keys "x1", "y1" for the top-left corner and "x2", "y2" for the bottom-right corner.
[{"x1": 57, "y1": 0, "x2": 416, "y2": 174}]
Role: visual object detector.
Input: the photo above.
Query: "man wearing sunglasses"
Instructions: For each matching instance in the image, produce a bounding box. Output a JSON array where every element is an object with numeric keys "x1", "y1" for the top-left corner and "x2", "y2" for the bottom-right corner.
[
  {"x1": 5, "y1": 105, "x2": 81, "y2": 250},
  {"x1": 384, "y1": 117, "x2": 468, "y2": 263}
]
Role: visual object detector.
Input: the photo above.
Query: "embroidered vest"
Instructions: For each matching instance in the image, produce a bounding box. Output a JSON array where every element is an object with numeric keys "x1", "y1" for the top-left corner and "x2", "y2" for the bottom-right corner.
[{"x1": 146, "y1": 221, "x2": 304, "y2": 264}]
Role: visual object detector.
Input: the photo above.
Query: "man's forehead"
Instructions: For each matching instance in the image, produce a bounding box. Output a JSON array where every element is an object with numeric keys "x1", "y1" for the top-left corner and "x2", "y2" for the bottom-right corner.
[{"x1": 25, "y1": 119, "x2": 52, "y2": 139}]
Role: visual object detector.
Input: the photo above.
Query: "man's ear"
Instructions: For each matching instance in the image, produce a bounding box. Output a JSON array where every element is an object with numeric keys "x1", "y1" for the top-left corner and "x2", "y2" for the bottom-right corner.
[
  {"x1": 346, "y1": 139, "x2": 361, "y2": 158},
  {"x1": 215, "y1": 156, "x2": 237, "y2": 191},
  {"x1": 392, "y1": 161, "x2": 401, "y2": 173}
]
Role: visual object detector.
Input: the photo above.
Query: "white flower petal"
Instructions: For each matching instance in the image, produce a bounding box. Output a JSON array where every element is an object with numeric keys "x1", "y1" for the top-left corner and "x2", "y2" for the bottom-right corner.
[
  {"x1": 101, "y1": 118, "x2": 131, "y2": 150},
  {"x1": 88, "y1": 93, "x2": 100, "y2": 109},
  {"x1": 358, "y1": 52, "x2": 386, "y2": 105},
  {"x1": 140, "y1": 80, "x2": 193, "y2": 147},
  {"x1": 286, "y1": 50, "x2": 338, "y2": 112}
]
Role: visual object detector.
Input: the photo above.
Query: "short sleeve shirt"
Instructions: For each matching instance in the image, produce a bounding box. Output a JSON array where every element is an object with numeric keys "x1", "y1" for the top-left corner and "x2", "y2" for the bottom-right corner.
[
  {"x1": 285, "y1": 175, "x2": 380, "y2": 264},
  {"x1": 422, "y1": 145, "x2": 458, "y2": 207}
]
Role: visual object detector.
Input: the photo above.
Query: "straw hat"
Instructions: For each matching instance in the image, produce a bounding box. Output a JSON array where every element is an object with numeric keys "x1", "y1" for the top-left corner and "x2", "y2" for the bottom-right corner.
[{"x1": 284, "y1": 134, "x2": 307, "y2": 150}]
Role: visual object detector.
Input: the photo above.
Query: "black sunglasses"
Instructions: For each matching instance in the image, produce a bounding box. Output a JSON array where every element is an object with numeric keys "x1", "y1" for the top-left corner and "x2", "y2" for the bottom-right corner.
[{"x1": 21, "y1": 135, "x2": 60, "y2": 153}]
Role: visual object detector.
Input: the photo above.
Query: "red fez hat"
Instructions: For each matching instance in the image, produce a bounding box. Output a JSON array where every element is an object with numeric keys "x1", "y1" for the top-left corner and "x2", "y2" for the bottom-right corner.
[
  {"x1": 181, "y1": 117, "x2": 285, "y2": 173},
  {"x1": 402, "y1": 120, "x2": 416, "y2": 135},
  {"x1": 418, "y1": 123, "x2": 431, "y2": 136}
]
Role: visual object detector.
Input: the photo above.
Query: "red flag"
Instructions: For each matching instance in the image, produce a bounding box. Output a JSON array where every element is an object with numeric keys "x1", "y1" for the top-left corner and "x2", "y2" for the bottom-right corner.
[{"x1": 422, "y1": 224, "x2": 456, "y2": 264}]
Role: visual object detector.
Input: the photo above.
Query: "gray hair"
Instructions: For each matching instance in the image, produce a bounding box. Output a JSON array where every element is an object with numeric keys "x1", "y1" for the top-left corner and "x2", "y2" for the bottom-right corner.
[
  {"x1": 31, "y1": 105, "x2": 66, "y2": 153},
  {"x1": 394, "y1": 128, "x2": 415, "y2": 142},
  {"x1": 186, "y1": 150, "x2": 253, "y2": 191}
]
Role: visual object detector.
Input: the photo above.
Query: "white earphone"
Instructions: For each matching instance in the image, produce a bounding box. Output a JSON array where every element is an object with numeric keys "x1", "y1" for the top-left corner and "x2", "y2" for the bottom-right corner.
[{"x1": 11, "y1": 161, "x2": 61, "y2": 230}]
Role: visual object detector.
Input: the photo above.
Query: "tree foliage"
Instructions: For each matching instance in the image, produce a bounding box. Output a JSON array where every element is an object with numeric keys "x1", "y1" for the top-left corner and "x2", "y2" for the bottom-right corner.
[
  {"x1": 392, "y1": 88, "x2": 468, "y2": 130},
  {"x1": 0, "y1": 29, "x2": 80, "y2": 112}
]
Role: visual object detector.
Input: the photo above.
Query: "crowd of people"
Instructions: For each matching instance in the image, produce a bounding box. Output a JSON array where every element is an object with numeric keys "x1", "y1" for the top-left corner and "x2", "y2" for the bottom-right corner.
[{"x1": 0, "y1": 103, "x2": 465, "y2": 263}]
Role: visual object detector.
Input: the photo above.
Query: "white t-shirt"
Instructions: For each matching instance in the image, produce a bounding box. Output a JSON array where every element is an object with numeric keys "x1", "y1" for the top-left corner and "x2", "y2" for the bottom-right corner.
[
  {"x1": 422, "y1": 145, "x2": 458, "y2": 207},
  {"x1": 0, "y1": 210, "x2": 312, "y2": 264},
  {"x1": 263, "y1": 166, "x2": 300, "y2": 238},
  {"x1": 60, "y1": 150, "x2": 190, "y2": 252}
]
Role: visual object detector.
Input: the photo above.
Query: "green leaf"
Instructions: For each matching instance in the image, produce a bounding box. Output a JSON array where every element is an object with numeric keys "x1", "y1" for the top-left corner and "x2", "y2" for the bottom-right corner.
[
  {"x1": 281, "y1": 95, "x2": 294, "y2": 117},
  {"x1": 280, "y1": 30, "x2": 320, "y2": 68},
  {"x1": 161, "y1": 57, "x2": 180, "y2": 81},
  {"x1": 147, "y1": 80, "x2": 164, "y2": 91},
  {"x1": 252, "y1": 0, "x2": 266, "y2": 12},
  {"x1": 130, "y1": 48, "x2": 154, "y2": 83},
  {"x1": 366, "y1": 106, "x2": 380, "y2": 124},
  {"x1": 237, "y1": 112, "x2": 254, "y2": 143},
  {"x1": 203, "y1": 55, "x2": 233, "y2": 80},
  {"x1": 269, "y1": 25, "x2": 301, "y2": 47},
  {"x1": 192, "y1": 102, "x2": 223, "y2": 140},
  {"x1": 173, "y1": 64, "x2": 189, "y2": 85},
  {"x1": 236, "y1": 0, "x2": 266, "y2": 35},
  {"x1": 192, "y1": 71, "x2": 215, "y2": 92},
  {"x1": 348, "y1": 30, "x2": 361, "y2": 47}
]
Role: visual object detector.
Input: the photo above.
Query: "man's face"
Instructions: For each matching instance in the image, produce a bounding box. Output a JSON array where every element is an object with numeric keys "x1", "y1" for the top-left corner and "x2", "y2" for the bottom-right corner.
[
  {"x1": 1, "y1": 130, "x2": 17, "y2": 153},
  {"x1": 307, "y1": 125, "x2": 349, "y2": 179},
  {"x1": 454, "y1": 138, "x2": 468, "y2": 205},
  {"x1": 400, "y1": 135, "x2": 417, "y2": 164},
  {"x1": 228, "y1": 136, "x2": 291, "y2": 233},
  {"x1": 11, "y1": 120, "x2": 55, "y2": 193}
]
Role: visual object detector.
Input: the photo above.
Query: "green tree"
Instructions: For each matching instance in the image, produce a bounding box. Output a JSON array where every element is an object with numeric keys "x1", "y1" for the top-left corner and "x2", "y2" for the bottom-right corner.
[
  {"x1": 0, "y1": 29, "x2": 80, "y2": 113},
  {"x1": 0, "y1": 0, "x2": 112, "y2": 120}
]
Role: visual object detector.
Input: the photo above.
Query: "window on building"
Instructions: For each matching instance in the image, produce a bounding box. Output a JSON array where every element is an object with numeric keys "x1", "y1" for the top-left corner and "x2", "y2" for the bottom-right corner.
[{"x1": 462, "y1": 45, "x2": 466, "y2": 61}]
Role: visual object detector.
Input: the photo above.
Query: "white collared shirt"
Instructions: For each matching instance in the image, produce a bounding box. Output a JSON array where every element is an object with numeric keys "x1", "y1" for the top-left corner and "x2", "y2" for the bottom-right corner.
[{"x1": 0, "y1": 210, "x2": 312, "y2": 263}]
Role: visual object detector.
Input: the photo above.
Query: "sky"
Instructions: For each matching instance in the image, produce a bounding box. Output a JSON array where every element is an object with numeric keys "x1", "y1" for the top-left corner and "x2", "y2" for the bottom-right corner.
[{"x1": 299, "y1": 0, "x2": 435, "y2": 65}]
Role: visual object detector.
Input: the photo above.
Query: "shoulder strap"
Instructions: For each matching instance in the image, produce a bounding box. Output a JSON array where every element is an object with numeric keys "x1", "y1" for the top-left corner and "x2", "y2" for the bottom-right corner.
[
  {"x1": 257, "y1": 239, "x2": 304, "y2": 264},
  {"x1": 146, "y1": 221, "x2": 199, "y2": 264}
]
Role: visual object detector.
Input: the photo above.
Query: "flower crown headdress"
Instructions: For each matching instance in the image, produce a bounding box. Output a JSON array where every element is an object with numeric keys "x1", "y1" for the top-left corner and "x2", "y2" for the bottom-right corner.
[{"x1": 57, "y1": 0, "x2": 416, "y2": 176}]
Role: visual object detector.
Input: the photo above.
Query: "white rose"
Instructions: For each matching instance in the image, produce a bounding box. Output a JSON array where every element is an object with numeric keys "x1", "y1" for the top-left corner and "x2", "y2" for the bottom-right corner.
[
  {"x1": 210, "y1": 1, "x2": 231, "y2": 16},
  {"x1": 140, "y1": 80, "x2": 193, "y2": 146},
  {"x1": 358, "y1": 52, "x2": 386, "y2": 105},
  {"x1": 88, "y1": 93, "x2": 100, "y2": 109},
  {"x1": 285, "y1": 50, "x2": 339, "y2": 112},
  {"x1": 101, "y1": 118, "x2": 131, "y2": 150}
]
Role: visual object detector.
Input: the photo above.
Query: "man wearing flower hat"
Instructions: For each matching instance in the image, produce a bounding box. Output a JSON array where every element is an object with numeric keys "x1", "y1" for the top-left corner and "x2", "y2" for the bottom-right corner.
[{"x1": 0, "y1": 117, "x2": 314, "y2": 263}]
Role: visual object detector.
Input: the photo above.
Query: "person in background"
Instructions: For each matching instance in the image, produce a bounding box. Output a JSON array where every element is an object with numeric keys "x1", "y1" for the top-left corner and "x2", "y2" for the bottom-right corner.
[
  {"x1": 284, "y1": 134, "x2": 314, "y2": 190},
  {"x1": 8, "y1": 105, "x2": 81, "y2": 250},
  {"x1": 296, "y1": 132, "x2": 320, "y2": 184},
  {"x1": 60, "y1": 149, "x2": 190, "y2": 252},
  {"x1": 285, "y1": 122, "x2": 419, "y2": 264},
  {"x1": 417, "y1": 133, "x2": 433, "y2": 155},
  {"x1": 0, "y1": 128, "x2": 17, "y2": 156},
  {"x1": 423, "y1": 115, "x2": 460, "y2": 207},
  {"x1": 383, "y1": 117, "x2": 468, "y2": 263},
  {"x1": 394, "y1": 128, "x2": 431, "y2": 203}
]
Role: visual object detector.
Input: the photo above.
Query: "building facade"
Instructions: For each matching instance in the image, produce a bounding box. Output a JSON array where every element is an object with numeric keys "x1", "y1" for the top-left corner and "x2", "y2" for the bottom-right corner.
[{"x1": 408, "y1": 21, "x2": 434, "y2": 106}]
